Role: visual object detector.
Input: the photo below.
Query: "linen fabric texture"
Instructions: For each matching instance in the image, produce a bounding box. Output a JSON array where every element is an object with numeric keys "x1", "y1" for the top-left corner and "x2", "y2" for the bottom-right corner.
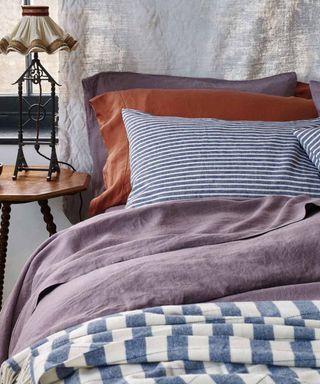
[
  {"x1": 310, "y1": 81, "x2": 320, "y2": 115},
  {"x1": 82, "y1": 71, "x2": 298, "y2": 201},
  {"x1": 294, "y1": 127, "x2": 320, "y2": 171},
  {"x1": 59, "y1": 0, "x2": 320, "y2": 181},
  {"x1": 58, "y1": 0, "x2": 320, "y2": 222},
  {"x1": 122, "y1": 109, "x2": 320, "y2": 208},
  {"x1": 3, "y1": 301, "x2": 320, "y2": 384},
  {"x1": 89, "y1": 88, "x2": 317, "y2": 215},
  {"x1": 295, "y1": 81, "x2": 313, "y2": 99},
  {"x1": 2, "y1": 194, "x2": 320, "y2": 363}
]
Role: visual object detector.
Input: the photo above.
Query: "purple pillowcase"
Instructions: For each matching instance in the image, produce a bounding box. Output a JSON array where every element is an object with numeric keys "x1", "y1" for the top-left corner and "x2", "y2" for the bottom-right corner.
[
  {"x1": 82, "y1": 71, "x2": 298, "y2": 196},
  {"x1": 310, "y1": 81, "x2": 320, "y2": 116}
]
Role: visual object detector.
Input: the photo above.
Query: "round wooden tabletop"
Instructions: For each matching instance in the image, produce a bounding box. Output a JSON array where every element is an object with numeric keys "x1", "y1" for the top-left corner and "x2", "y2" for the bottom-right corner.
[{"x1": 0, "y1": 165, "x2": 90, "y2": 203}]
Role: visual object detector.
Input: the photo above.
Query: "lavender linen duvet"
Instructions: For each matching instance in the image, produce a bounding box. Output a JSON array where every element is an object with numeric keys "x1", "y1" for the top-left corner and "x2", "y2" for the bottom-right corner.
[{"x1": 1, "y1": 195, "x2": 320, "y2": 364}]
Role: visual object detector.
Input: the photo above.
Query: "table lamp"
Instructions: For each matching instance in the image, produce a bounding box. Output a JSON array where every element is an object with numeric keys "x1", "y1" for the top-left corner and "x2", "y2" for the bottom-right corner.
[{"x1": 0, "y1": 5, "x2": 77, "y2": 180}]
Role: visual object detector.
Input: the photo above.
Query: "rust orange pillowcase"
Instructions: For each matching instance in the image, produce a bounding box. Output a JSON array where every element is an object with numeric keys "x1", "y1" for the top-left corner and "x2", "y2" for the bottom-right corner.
[
  {"x1": 89, "y1": 88, "x2": 318, "y2": 216},
  {"x1": 295, "y1": 82, "x2": 313, "y2": 99}
]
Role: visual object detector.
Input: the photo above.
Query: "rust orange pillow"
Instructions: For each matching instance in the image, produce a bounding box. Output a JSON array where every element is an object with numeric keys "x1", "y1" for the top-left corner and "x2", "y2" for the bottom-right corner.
[
  {"x1": 294, "y1": 82, "x2": 312, "y2": 99},
  {"x1": 89, "y1": 88, "x2": 318, "y2": 216}
]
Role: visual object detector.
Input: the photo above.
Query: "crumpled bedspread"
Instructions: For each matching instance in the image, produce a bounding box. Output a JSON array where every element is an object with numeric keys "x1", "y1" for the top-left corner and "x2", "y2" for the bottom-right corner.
[
  {"x1": 1, "y1": 195, "x2": 320, "y2": 364},
  {"x1": 2, "y1": 301, "x2": 320, "y2": 384}
]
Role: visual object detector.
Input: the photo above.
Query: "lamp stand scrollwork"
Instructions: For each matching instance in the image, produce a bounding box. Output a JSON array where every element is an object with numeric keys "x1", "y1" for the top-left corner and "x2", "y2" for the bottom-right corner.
[{"x1": 12, "y1": 52, "x2": 60, "y2": 181}]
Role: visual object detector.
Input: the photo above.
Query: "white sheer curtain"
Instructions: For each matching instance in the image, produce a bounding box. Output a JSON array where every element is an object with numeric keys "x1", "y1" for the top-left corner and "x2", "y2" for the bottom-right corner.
[{"x1": 57, "y1": 0, "x2": 320, "y2": 222}]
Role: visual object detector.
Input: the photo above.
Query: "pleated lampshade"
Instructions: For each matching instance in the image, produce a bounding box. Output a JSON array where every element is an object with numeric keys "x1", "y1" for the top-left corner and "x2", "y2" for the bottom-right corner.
[{"x1": 0, "y1": 5, "x2": 77, "y2": 55}]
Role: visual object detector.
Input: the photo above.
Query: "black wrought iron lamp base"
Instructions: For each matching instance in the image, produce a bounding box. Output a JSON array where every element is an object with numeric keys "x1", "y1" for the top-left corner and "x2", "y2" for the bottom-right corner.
[
  {"x1": 12, "y1": 52, "x2": 60, "y2": 182},
  {"x1": 12, "y1": 144, "x2": 60, "y2": 181}
]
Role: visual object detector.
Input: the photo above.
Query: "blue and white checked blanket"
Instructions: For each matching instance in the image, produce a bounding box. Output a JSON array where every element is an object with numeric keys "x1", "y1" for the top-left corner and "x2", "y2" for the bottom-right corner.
[{"x1": 2, "y1": 301, "x2": 320, "y2": 384}]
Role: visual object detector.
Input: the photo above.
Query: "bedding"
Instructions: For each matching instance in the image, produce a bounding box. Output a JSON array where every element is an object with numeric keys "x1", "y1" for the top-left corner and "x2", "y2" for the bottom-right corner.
[
  {"x1": 1, "y1": 72, "x2": 320, "y2": 382},
  {"x1": 123, "y1": 110, "x2": 320, "y2": 208},
  {"x1": 294, "y1": 81, "x2": 312, "y2": 99},
  {"x1": 89, "y1": 88, "x2": 317, "y2": 215},
  {"x1": 1, "y1": 194, "x2": 320, "y2": 366},
  {"x1": 310, "y1": 80, "x2": 320, "y2": 115},
  {"x1": 82, "y1": 71, "x2": 298, "y2": 199},
  {"x1": 3, "y1": 300, "x2": 320, "y2": 384},
  {"x1": 294, "y1": 127, "x2": 320, "y2": 171}
]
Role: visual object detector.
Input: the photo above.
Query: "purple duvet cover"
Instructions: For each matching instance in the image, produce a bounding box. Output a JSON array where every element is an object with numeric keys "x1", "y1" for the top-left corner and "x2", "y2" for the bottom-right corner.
[{"x1": 1, "y1": 195, "x2": 320, "y2": 363}]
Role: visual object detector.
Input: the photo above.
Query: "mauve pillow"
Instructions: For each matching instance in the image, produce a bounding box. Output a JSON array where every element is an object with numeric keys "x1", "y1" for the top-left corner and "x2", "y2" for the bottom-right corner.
[
  {"x1": 89, "y1": 88, "x2": 317, "y2": 216},
  {"x1": 310, "y1": 81, "x2": 320, "y2": 115},
  {"x1": 82, "y1": 71, "x2": 298, "y2": 196}
]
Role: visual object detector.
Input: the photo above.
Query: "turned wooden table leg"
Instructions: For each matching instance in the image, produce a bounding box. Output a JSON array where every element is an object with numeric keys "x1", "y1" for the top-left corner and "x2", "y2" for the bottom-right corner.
[
  {"x1": 38, "y1": 200, "x2": 57, "y2": 237},
  {"x1": 0, "y1": 202, "x2": 11, "y2": 309}
]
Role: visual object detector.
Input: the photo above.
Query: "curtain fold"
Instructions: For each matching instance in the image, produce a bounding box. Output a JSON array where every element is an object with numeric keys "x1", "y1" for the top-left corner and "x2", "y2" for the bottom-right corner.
[{"x1": 58, "y1": 0, "x2": 320, "y2": 222}]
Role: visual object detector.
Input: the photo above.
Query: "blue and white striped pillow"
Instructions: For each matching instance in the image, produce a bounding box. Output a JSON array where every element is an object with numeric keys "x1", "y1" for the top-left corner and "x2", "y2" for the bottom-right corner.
[
  {"x1": 294, "y1": 127, "x2": 320, "y2": 171},
  {"x1": 122, "y1": 109, "x2": 320, "y2": 208}
]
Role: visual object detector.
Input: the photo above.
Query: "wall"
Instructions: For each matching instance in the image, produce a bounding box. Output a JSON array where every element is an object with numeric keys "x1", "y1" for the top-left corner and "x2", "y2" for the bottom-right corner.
[{"x1": 1, "y1": 145, "x2": 71, "y2": 302}]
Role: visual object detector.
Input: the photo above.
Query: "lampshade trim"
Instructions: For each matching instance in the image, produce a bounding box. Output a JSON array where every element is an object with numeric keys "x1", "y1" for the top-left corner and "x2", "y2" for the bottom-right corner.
[
  {"x1": 0, "y1": 38, "x2": 8, "y2": 53},
  {"x1": 0, "y1": 35, "x2": 77, "y2": 55},
  {"x1": 22, "y1": 6, "x2": 49, "y2": 17}
]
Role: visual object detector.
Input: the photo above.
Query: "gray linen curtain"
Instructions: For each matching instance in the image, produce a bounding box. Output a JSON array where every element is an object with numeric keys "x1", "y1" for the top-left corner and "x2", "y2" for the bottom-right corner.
[{"x1": 58, "y1": 0, "x2": 320, "y2": 222}]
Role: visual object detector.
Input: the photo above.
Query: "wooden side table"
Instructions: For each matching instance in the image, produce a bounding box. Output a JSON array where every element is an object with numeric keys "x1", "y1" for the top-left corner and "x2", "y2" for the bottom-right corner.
[{"x1": 0, "y1": 165, "x2": 90, "y2": 308}]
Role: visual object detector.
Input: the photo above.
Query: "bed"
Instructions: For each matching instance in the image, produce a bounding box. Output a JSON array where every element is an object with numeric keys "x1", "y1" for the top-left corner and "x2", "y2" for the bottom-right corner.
[{"x1": 1, "y1": 72, "x2": 320, "y2": 384}]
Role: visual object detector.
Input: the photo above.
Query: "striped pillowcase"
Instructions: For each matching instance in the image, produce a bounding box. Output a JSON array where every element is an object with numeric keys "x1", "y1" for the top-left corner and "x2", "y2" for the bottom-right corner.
[
  {"x1": 294, "y1": 127, "x2": 320, "y2": 170},
  {"x1": 122, "y1": 109, "x2": 320, "y2": 208}
]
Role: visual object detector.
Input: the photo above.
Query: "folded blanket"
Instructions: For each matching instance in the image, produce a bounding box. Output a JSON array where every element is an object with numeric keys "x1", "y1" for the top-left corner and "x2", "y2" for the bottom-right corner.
[
  {"x1": 1, "y1": 195, "x2": 320, "y2": 364},
  {"x1": 2, "y1": 301, "x2": 320, "y2": 384}
]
